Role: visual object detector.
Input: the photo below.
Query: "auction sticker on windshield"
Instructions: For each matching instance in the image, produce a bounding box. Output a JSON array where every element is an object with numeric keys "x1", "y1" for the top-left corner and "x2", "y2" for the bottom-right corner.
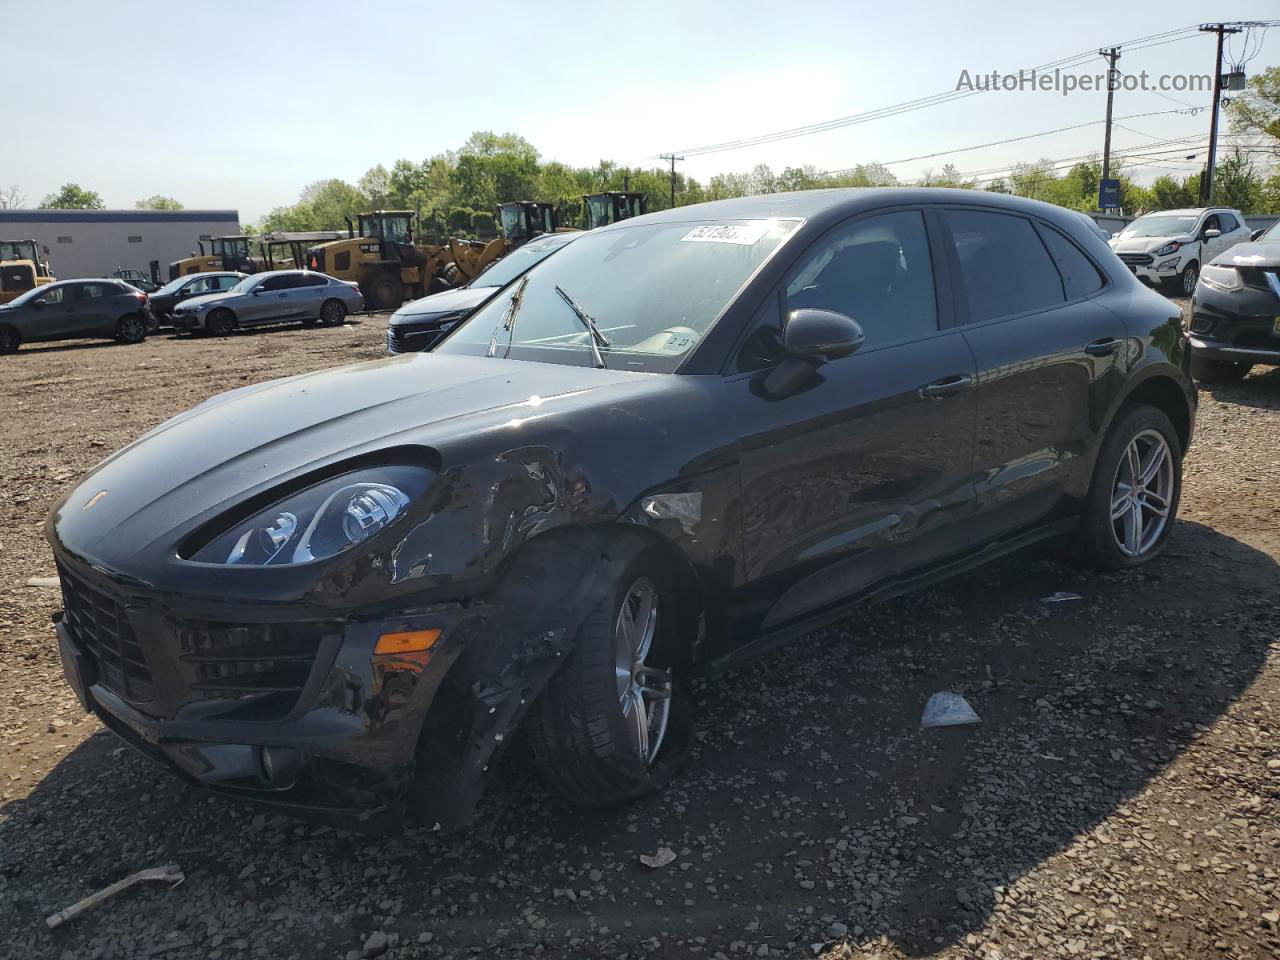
[{"x1": 680, "y1": 222, "x2": 772, "y2": 245}]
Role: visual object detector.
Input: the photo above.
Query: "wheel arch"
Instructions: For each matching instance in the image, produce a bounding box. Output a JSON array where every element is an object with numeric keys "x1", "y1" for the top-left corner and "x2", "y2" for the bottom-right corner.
[
  {"x1": 1116, "y1": 372, "x2": 1193, "y2": 454},
  {"x1": 406, "y1": 521, "x2": 704, "y2": 830}
]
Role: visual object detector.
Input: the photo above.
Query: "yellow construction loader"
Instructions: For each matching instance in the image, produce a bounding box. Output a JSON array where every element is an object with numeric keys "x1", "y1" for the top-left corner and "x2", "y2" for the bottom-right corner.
[
  {"x1": 444, "y1": 201, "x2": 573, "y2": 286},
  {"x1": 583, "y1": 191, "x2": 647, "y2": 229},
  {"x1": 304, "y1": 211, "x2": 456, "y2": 310},
  {"x1": 0, "y1": 239, "x2": 55, "y2": 304},
  {"x1": 168, "y1": 235, "x2": 261, "y2": 280},
  {"x1": 259, "y1": 231, "x2": 346, "y2": 270}
]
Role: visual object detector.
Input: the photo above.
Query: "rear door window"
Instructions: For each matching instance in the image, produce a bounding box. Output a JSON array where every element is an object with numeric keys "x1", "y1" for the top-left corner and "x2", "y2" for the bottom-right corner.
[
  {"x1": 945, "y1": 209, "x2": 1065, "y2": 323},
  {"x1": 297, "y1": 273, "x2": 328, "y2": 287},
  {"x1": 78, "y1": 283, "x2": 112, "y2": 300},
  {"x1": 260, "y1": 275, "x2": 299, "y2": 292}
]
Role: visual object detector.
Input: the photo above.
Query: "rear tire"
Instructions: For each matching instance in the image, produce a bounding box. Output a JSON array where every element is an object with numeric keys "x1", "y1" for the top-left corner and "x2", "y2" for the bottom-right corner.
[
  {"x1": 206, "y1": 309, "x2": 235, "y2": 337},
  {"x1": 319, "y1": 298, "x2": 347, "y2": 326},
  {"x1": 364, "y1": 272, "x2": 404, "y2": 311},
  {"x1": 0, "y1": 325, "x2": 20, "y2": 355},
  {"x1": 1190, "y1": 354, "x2": 1250, "y2": 383},
  {"x1": 114, "y1": 314, "x2": 146, "y2": 344},
  {"x1": 527, "y1": 547, "x2": 688, "y2": 806},
  {"x1": 1079, "y1": 404, "x2": 1182, "y2": 571}
]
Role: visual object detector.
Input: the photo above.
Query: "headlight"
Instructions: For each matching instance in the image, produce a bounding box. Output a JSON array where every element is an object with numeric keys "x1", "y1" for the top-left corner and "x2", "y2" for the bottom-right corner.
[
  {"x1": 1153, "y1": 241, "x2": 1182, "y2": 257},
  {"x1": 190, "y1": 465, "x2": 432, "y2": 566},
  {"x1": 1199, "y1": 265, "x2": 1242, "y2": 291}
]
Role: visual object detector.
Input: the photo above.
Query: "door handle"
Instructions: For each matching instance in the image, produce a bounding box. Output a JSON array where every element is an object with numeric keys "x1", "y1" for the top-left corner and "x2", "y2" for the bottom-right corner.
[
  {"x1": 1084, "y1": 337, "x2": 1120, "y2": 356},
  {"x1": 919, "y1": 373, "x2": 973, "y2": 399}
]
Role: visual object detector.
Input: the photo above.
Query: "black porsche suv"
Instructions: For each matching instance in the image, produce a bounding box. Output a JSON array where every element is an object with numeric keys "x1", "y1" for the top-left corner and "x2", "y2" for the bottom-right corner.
[{"x1": 47, "y1": 189, "x2": 1195, "y2": 831}]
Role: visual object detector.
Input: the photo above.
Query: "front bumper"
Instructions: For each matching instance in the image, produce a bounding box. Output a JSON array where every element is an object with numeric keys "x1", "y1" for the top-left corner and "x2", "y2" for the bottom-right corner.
[
  {"x1": 50, "y1": 557, "x2": 477, "y2": 827},
  {"x1": 1188, "y1": 280, "x2": 1280, "y2": 366},
  {"x1": 172, "y1": 312, "x2": 205, "y2": 332},
  {"x1": 1115, "y1": 252, "x2": 1185, "y2": 287}
]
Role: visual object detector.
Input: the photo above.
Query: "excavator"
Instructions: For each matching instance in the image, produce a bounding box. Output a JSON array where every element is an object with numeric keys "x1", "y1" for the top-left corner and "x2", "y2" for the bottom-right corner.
[
  {"x1": 0, "y1": 239, "x2": 55, "y2": 305},
  {"x1": 167, "y1": 235, "x2": 260, "y2": 280},
  {"x1": 583, "y1": 191, "x2": 647, "y2": 229},
  {"x1": 304, "y1": 211, "x2": 455, "y2": 310}
]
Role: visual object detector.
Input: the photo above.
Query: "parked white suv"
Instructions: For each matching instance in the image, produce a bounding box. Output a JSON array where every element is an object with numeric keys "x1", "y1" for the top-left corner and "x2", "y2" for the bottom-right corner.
[{"x1": 1109, "y1": 207, "x2": 1251, "y2": 296}]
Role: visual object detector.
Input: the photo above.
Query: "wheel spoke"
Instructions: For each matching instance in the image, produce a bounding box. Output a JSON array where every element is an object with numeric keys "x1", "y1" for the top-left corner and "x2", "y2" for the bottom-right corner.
[
  {"x1": 1139, "y1": 493, "x2": 1169, "y2": 518},
  {"x1": 1111, "y1": 486, "x2": 1131, "y2": 520},
  {"x1": 1125, "y1": 441, "x2": 1142, "y2": 485},
  {"x1": 1139, "y1": 441, "x2": 1167, "y2": 488},
  {"x1": 1124, "y1": 501, "x2": 1143, "y2": 553},
  {"x1": 622, "y1": 689, "x2": 649, "y2": 761},
  {"x1": 634, "y1": 665, "x2": 673, "y2": 700}
]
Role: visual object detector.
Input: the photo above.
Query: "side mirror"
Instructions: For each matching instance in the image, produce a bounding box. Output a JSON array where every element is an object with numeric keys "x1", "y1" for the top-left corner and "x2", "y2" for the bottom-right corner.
[
  {"x1": 764, "y1": 308, "x2": 865, "y2": 397},
  {"x1": 1250, "y1": 228, "x2": 1264, "y2": 241},
  {"x1": 1203, "y1": 228, "x2": 1222, "y2": 240},
  {"x1": 251, "y1": 288, "x2": 264, "y2": 296},
  {"x1": 782, "y1": 308, "x2": 865, "y2": 361}
]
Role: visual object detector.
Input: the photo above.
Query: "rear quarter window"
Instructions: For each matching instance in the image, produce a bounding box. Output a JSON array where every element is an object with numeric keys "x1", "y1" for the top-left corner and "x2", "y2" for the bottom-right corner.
[{"x1": 1037, "y1": 225, "x2": 1105, "y2": 300}]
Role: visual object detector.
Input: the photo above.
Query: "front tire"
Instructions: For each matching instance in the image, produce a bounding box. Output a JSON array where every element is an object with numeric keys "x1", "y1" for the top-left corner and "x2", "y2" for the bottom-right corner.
[
  {"x1": 0, "y1": 325, "x2": 19, "y2": 355},
  {"x1": 206, "y1": 309, "x2": 235, "y2": 337},
  {"x1": 1079, "y1": 404, "x2": 1182, "y2": 570},
  {"x1": 1190, "y1": 354, "x2": 1250, "y2": 383},
  {"x1": 1163, "y1": 260, "x2": 1199, "y2": 297},
  {"x1": 527, "y1": 549, "x2": 686, "y2": 806},
  {"x1": 114, "y1": 314, "x2": 146, "y2": 344},
  {"x1": 319, "y1": 298, "x2": 347, "y2": 326}
]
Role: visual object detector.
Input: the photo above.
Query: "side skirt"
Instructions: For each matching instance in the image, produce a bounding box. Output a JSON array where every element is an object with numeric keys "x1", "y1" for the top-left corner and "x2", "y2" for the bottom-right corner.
[{"x1": 703, "y1": 517, "x2": 1079, "y2": 677}]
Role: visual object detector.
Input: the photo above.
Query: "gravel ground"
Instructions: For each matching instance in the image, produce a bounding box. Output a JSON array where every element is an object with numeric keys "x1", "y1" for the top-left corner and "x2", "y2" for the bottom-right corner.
[{"x1": 1, "y1": 309, "x2": 1277, "y2": 960}]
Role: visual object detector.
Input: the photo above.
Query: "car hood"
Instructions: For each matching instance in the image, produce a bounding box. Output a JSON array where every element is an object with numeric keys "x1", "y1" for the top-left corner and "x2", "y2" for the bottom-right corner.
[
  {"x1": 390, "y1": 286, "x2": 494, "y2": 323},
  {"x1": 50, "y1": 353, "x2": 657, "y2": 565},
  {"x1": 174, "y1": 291, "x2": 234, "y2": 311},
  {"x1": 1110, "y1": 235, "x2": 1194, "y2": 253},
  {"x1": 1211, "y1": 240, "x2": 1280, "y2": 268}
]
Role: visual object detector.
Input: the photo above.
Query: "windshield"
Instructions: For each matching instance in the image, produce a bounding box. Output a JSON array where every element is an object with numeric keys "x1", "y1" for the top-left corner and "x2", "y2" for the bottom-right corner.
[
  {"x1": 472, "y1": 235, "x2": 577, "y2": 288},
  {"x1": 156, "y1": 275, "x2": 201, "y2": 295},
  {"x1": 1122, "y1": 215, "x2": 1199, "y2": 239},
  {"x1": 1258, "y1": 220, "x2": 1279, "y2": 242},
  {"x1": 437, "y1": 218, "x2": 800, "y2": 372},
  {"x1": 228, "y1": 276, "x2": 259, "y2": 295},
  {"x1": 4, "y1": 283, "x2": 60, "y2": 307}
]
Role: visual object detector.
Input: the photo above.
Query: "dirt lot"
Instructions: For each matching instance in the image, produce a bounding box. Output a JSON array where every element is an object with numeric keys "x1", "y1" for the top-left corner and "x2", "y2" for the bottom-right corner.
[{"x1": 1, "y1": 312, "x2": 1278, "y2": 960}]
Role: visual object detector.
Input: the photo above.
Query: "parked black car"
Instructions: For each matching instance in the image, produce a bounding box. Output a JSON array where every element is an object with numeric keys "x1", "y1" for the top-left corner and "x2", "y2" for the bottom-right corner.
[
  {"x1": 1186, "y1": 221, "x2": 1280, "y2": 382},
  {"x1": 148, "y1": 272, "x2": 247, "y2": 327},
  {"x1": 387, "y1": 231, "x2": 581, "y2": 354},
  {"x1": 47, "y1": 190, "x2": 1195, "y2": 831},
  {"x1": 0, "y1": 279, "x2": 150, "y2": 354}
]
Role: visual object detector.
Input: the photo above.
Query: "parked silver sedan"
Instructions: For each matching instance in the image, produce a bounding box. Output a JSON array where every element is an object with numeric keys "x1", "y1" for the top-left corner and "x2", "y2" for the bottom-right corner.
[{"x1": 172, "y1": 270, "x2": 364, "y2": 336}]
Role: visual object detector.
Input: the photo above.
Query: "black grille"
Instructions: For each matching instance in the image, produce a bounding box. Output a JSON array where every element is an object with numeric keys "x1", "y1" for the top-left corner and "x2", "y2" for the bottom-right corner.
[
  {"x1": 174, "y1": 623, "x2": 320, "y2": 703},
  {"x1": 1118, "y1": 253, "x2": 1153, "y2": 267},
  {"x1": 1238, "y1": 267, "x2": 1279, "y2": 294},
  {"x1": 387, "y1": 326, "x2": 404, "y2": 354},
  {"x1": 60, "y1": 570, "x2": 155, "y2": 704}
]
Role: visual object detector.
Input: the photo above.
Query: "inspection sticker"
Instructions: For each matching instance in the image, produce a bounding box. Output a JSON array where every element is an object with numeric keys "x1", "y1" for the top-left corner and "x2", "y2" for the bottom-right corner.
[{"x1": 680, "y1": 222, "x2": 771, "y2": 245}]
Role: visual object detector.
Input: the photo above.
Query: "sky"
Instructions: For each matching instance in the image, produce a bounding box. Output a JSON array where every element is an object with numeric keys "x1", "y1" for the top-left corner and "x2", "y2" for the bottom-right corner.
[{"x1": 6, "y1": 1, "x2": 1277, "y2": 222}]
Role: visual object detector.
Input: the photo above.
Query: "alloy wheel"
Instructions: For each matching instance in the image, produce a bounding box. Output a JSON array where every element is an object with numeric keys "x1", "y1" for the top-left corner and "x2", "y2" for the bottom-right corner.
[
  {"x1": 613, "y1": 576, "x2": 671, "y2": 766},
  {"x1": 119, "y1": 316, "x2": 144, "y2": 343},
  {"x1": 1181, "y1": 263, "x2": 1199, "y2": 296},
  {"x1": 321, "y1": 301, "x2": 345, "y2": 325},
  {"x1": 1110, "y1": 429, "x2": 1174, "y2": 557}
]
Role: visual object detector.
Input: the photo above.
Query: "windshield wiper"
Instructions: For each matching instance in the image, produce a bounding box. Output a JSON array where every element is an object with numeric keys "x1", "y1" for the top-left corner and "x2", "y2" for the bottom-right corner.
[
  {"x1": 554, "y1": 284, "x2": 610, "y2": 369},
  {"x1": 485, "y1": 275, "x2": 531, "y2": 358}
]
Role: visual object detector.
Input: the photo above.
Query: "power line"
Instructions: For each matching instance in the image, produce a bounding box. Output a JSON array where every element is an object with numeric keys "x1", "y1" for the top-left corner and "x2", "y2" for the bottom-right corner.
[{"x1": 662, "y1": 25, "x2": 1207, "y2": 158}]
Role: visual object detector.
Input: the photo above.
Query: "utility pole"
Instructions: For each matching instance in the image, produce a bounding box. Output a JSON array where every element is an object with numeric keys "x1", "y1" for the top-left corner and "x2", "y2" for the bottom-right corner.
[
  {"x1": 1199, "y1": 23, "x2": 1243, "y2": 204},
  {"x1": 659, "y1": 154, "x2": 684, "y2": 208},
  {"x1": 1099, "y1": 47, "x2": 1121, "y2": 200}
]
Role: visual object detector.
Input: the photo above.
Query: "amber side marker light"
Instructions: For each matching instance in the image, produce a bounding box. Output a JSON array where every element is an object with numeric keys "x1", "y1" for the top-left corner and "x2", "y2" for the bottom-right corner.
[{"x1": 375, "y1": 629, "x2": 441, "y2": 655}]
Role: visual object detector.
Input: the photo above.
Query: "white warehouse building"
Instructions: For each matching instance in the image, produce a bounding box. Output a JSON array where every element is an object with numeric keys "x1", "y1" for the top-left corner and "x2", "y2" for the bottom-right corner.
[{"x1": 0, "y1": 209, "x2": 242, "y2": 281}]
